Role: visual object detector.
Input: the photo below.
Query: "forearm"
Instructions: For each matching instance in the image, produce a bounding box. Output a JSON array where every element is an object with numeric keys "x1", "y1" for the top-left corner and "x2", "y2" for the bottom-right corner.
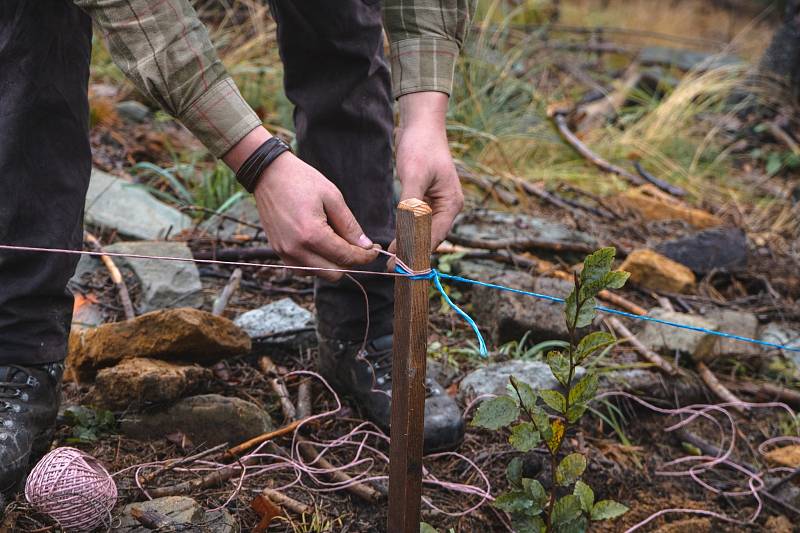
[{"x1": 73, "y1": 0, "x2": 261, "y2": 159}]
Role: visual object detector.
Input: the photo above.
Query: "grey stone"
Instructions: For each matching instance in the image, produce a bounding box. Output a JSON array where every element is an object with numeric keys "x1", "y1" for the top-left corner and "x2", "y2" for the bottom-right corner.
[
  {"x1": 452, "y1": 259, "x2": 508, "y2": 282},
  {"x1": 200, "y1": 197, "x2": 262, "y2": 240},
  {"x1": 760, "y1": 323, "x2": 800, "y2": 366},
  {"x1": 121, "y1": 394, "x2": 273, "y2": 446},
  {"x1": 639, "y1": 46, "x2": 741, "y2": 72},
  {"x1": 450, "y1": 210, "x2": 597, "y2": 250},
  {"x1": 637, "y1": 309, "x2": 718, "y2": 358},
  {"x1": 459, "y1": 360, "x2": 560, "y2": 400},
  {"x1": 702, "y1": 308, "x2": 760, "y2": 359},
  {"x1": 118, "y1": 496, "x2": 235, "y2": 533},
  {"x1": 104, "y1": 241, "x2": 203, "y2": 312},
  {"x1": 115, "y1": 100, "x2": 151, "y2": 123},
  {"x1": 655, "y1": 227, "x2": 748, "y2": 274},
  {"x1": 472, "y1": 272, "x2": 573, "y2": 345},
  {"x1": 84, "y1": 168, "x2": 192, "y2": 240},
  {"x1": 234, "y1": 298, "x2": 315, "y2": 352}
]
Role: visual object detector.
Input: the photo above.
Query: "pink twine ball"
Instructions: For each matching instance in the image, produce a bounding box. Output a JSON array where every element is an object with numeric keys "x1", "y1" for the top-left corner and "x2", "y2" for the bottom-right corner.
[{"x1": 25, "y1": 447, "x2": 117, "y2": 531}]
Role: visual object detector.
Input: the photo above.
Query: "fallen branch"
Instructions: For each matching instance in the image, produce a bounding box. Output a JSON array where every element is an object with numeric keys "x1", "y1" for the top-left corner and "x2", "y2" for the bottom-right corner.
[
  {"x1": 145, "y1": 456, "x2": 257, "y2": 498},
  {"x1": 767, "y1": 121, "x2": 800, "y2": 156},
  {"x1": 259, "y1": 487, "x2": 314, "y2": 516},
  {"x1": 140, "y1": 442, "x2": 228, "y2": 485},
  {"x1": 575, "y1": 62, "x2": 641, "y2": 134},
  {"x1": 259, "y1": 357, "x2": 297, "y2": 422},
  {"x1": 212, "y1": 268, "x2": 242, "y2": 316},
  {"x1": 446, "y1": 232, "x2": 597, "y2": 255},
  {"x1": 297, "y1": 380, "x2": 312, "y2": 420},
  {"x1": 511, "y1": 177, "x2": 615, "y2": 219},
  {"x1": 297, "y1": 437, "x2": 383, "y2": 503},
  {"x1": 634, "y1": 161, "x2": 687, "y2": 198},
  {"x1": 223, "y1": 418, "x2": 308, "y2": 461},
  {"x1": 83, "y1": 231, "x2": 135, "y2": 320},
  {"x1": 550, "y1": 110, "x2": 646, "y2": 188},
  {"x1": 607, "y1": 317, "x2": 679, "y2": 375},
  {"x1": 695, "y1": 362, "x2": 747, "y2": 415},
  {"x1": 722, "y1": 379, "x2": 800, "y2": 408},
  {"x1": 193, "y1": 247, "x2": 280, "y2": 262},
  {"x1": 458, "y1": 168, "x2": 519, "y2": 206}
]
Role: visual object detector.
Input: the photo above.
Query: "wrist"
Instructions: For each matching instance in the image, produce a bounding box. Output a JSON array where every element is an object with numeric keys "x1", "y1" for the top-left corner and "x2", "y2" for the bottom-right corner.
[
  {"x1": 398, "y1": 91, "x2": 449, "y2": 131},
  {"x1": 221, "y1": 126, "x2": 273, "y2": 173}
]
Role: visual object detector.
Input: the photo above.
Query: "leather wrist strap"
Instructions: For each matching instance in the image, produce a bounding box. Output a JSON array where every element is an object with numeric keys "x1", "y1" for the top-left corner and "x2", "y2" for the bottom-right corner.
[{"x1": 236, "y1": 136, "x2": 292, "y2": 193}]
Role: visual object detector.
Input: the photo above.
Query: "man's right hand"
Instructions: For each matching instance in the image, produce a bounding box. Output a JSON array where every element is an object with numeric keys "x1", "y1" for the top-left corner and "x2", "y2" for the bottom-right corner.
[
  {"x1": 254, "y1": 151, "x2": 379, "y2": 281},
  {"x1": 223, "y1": 128, "x2": 379, "y2": 281}
]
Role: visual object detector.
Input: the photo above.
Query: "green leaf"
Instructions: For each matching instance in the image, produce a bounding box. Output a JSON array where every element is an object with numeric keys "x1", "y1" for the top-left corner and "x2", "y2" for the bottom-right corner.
[
  {"x1": 569, "y1": 373, "x2": 598, "y2": 406},
  {"x1": 507, "y1": 457, "x2": 524, "y2": 489},
  {"x1": 604, "y1": 270, "x2": 629, "y2": 290},
  {"x1": 509, "y1": 422, "x2": 541, "y2": 452},
  {"x1": 509, "y1": 376, "x2": 537, "y2": 412},
  {"x1": 420, "y1": 522, "x2": 439, "y2": 533},
  {"x1": 580, "y1": 247, "x2": 616, "y2": 287},
  {"x1": 574, "y1": 480, "x2": 595, "y2": 513},
  {"x1": 522, "y1": 478, "x2": 548, "y2": 510},
  {"x1": 557, "y1": 516, "x2": 588, "y2": 533},
  {"x1": 565, "y1": 290, "x2": 597, "y2": 329},
  {"x1": 531, "y1": 405, "x2": 552, "y2": 440},
  {"x1": 511, "y1": 515, "x2": 546, "y2": 533},
  {"x1": 566, "y1": 403, "x2": 588, "y2": 423},
  {"x1": 471, "y1": 396, "x2": 519, "y2": 430},
  {"x1": 539, "y1": 389, "x2": 566, "y2": 413},
  {"x1": 591, "y1": 500, "x2": 629, "y2": 521},
  {"x1": 547, "y1": 351, "x2": 571, "y2": 387},
  {"x1": 556, "y1": 453, "x2": 587, "y2": 486},
  {"x1": 576, "y1": 332, "x2": 616, "y2": 363},
  {"x1": 546, "y1": 419, "x2": 565, "y2": 453},
  {"x1": 766, "y1": 152, "x2": 783, "y2": 176},
  {"x1": 552, "y1": 494, "x2": 582, "y2": 526},
  {"x1": 493, "y1": 490, "x2": 533, "y2": 513}
]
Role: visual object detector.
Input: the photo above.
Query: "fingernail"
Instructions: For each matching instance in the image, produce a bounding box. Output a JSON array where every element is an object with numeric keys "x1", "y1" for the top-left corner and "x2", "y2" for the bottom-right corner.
[{"x1": 358, "y1": 234, "x2": 373, "y2": 248}]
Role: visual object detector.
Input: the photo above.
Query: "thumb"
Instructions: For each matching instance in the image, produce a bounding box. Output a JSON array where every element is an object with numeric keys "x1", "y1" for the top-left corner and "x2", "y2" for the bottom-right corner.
[{"x1": 323, "y1": 189, "x2": 374, "y2": 249}]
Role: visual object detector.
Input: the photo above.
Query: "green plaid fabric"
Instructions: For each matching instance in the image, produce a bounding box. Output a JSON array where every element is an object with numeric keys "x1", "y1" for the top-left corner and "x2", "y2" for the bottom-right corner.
[{"x1": 74, "y1": 0, "x2": 473, "y2": 157}]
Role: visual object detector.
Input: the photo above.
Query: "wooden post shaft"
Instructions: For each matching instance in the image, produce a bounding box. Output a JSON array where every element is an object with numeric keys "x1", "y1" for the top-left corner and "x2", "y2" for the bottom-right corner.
[{"x1": 388, "y1": 199, "x2": 432, "y2": 533}]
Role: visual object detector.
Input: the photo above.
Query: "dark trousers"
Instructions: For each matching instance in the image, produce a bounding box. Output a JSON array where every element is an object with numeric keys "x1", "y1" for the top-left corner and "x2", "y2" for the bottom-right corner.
[{"x1": 0, "y1": 0, "x2": 395, "y2": 366}]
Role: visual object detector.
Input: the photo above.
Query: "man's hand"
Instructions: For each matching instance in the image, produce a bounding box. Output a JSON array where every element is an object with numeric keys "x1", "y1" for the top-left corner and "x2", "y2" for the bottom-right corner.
[
  {"x1": 389, "y1": 92, "x2": 464, "y2": 262},
  {"x1": 224, "y1": 127, "x2": 379, "y2": 281}
]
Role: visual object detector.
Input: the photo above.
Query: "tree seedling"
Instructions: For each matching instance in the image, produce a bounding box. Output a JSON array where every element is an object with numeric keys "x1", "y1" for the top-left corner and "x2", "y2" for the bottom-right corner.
[{"x1": 471, "y1": 247, "x2": 630, "y2": 532}]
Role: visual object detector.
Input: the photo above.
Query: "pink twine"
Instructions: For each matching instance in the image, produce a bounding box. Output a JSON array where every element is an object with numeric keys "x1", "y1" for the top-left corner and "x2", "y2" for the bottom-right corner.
[{"x1": 25, "y1": 447, "x2": 117, "y2": 532}]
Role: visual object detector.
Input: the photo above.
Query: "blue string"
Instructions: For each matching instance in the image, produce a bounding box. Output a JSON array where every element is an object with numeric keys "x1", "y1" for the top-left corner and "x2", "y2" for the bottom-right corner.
[{"x1": 395, "y1": 267, "x2": 800, "y2": 357}]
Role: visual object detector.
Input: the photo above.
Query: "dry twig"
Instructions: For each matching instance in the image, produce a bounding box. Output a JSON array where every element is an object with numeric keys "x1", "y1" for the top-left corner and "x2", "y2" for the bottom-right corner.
[
  {"x1": 212, "y1": 268, "x2": 242, "y2": 316},
  {"x1": 607, "y1": 317, "x2": 679, "y2": 375},
  {"x1": 695, "y1": 362, "x2": 747, "y2": 414},
  {"x1": 83, "y1": 231, "x2": 135, "y2": 320}
]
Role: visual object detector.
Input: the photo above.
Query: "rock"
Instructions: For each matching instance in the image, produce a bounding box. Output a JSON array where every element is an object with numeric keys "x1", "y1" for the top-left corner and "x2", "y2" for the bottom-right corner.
[
  {"x1": 105, "y1": 241, "x2": 203, "y2": 312},
  {"x1": 68, "y1": 308, "x2": 251, "y2": 382},
  {"x1": 84, "y1": 168, "x2": 192, "y2": 240},
  {"x1": 614, "y1": 185, "x2": 722, "y2": 229},
  {"x1": 234, "y1": 298, "x2": 316, "y2": 353},
  {"x1": 91, "y1": 358, "x2": 210, "y2": 411},
  {"x1": 701, "y1": 309, "x2": 759, "y2": 359},
  {"x1": 453, "y1": 259, "x2": 509, "y2": 282},
  {"x1": 619, "y1": 249, "x2": 696, "y2": 293},
  {"x1": 115, "y1": 100, "x2": 151, "y2": 123},
  {"x1": 764, "y1": 515, "x2": 793, "y2": 533},
  {"x1": 471, "y1": 271, "x2": 572, "y2": 345},
  {"x1": 121, "y1": 394, "x2": 272, "y2": 446},
  {"x1": 117, "y1": 496, "x2": 235, "y2": 533},
  {"x1": 200, "y1": 197, "x2": 262, "y2": 241},
  {"x1": 639, "y1": 46, "x2": 741, "y2": 72},
  {"x1": 459, "y1": 360, "x2": 565, "y2": 400},
  {"x1": 760, "y1": 323, "x2": 800, "y2": 364},
  {"x1": 655, "y1": 227, "x2": 748, "y2": 274},
  {"x1": 450, "y1": 210, "x2": 597, "y2": 251},
  {"x1": 764, "y1": 445, "x2": 800, "y2": 468},
  {"x1": 637, "y1": 309, "x2": 717, "y2": 357}
]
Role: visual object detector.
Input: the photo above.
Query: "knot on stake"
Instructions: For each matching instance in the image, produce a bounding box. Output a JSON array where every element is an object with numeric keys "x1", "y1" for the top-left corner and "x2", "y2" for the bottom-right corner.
[{"x1": 395, "y1": 265, "x2": 488, "y2": 357}]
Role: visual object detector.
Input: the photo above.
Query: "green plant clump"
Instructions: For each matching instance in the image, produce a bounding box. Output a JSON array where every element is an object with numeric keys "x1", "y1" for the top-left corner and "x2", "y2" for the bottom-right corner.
[{"x1": 471, "y1": 247, "x2": 630, "y2": 532}]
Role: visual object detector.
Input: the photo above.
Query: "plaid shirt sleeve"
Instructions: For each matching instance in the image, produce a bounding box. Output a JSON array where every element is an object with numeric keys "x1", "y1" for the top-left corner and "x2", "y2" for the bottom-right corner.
[
  {"x1": 383, "y1": 0, "x2": 475, "y2": 99},
  {"x1": 73, "y1": 0, "x2": 261, "y2": 158}
]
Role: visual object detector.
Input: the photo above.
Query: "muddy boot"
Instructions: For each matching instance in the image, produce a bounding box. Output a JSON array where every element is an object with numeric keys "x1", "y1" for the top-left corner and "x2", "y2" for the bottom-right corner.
[
  {"x1": 317, "y1": 334, "x2": 464, "y2": 453},
  {"x1": 0, "y1": 363, "x2": 63, "y2": 495}
]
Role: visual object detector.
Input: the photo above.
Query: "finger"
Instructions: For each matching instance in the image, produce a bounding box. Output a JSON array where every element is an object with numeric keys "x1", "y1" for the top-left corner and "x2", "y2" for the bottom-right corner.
[
  {"x1": 311, "y1": 223, "x2": 380, "y2": 267},
  {"x1": 430, "y1": 200, "x2": 461, "y2": 250},
  {"x1": 386, "y1": 240, "x2": 397, "y2": 271},
  {"x1": 324, "y1": 189, "x2": 374, "y2": 249}
]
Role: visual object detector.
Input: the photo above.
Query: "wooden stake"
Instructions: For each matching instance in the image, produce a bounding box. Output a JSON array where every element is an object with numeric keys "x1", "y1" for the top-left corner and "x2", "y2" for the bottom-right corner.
[{"x1": 388, "y1": 199, "x2": 432, "y2": 533}]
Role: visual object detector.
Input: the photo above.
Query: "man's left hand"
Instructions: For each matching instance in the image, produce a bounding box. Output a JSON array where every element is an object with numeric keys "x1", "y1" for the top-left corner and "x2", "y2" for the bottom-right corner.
[{"x1": 389, "y1": 91, "x2": 464, "y2": 263}]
